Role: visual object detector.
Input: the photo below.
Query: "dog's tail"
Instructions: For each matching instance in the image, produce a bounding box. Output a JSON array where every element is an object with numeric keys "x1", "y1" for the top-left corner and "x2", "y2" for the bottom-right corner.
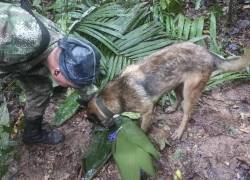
[{"x1": 213, "y1": 49, "x2": 250, "y2": 72}]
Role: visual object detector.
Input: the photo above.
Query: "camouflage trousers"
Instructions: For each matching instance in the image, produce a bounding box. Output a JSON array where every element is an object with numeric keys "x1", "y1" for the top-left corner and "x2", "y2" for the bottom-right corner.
[
  {"x1": 0, "y1": 65, "x2": 53, "y2": 122},
  {"x1": 17, "y1": 74, "x2": 52, "y2": 121}
]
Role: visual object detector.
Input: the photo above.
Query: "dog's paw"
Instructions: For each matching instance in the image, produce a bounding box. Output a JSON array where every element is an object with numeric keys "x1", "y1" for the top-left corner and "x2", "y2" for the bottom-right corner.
[{"x1": 171, "y1": 129, "x2": 184, "y2": 140}]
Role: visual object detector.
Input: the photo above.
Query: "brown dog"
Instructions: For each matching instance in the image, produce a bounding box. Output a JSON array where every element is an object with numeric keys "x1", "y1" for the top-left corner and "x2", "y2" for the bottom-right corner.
[{"x1": 87, "y1": 42, "x2": 250, "y2": 140}]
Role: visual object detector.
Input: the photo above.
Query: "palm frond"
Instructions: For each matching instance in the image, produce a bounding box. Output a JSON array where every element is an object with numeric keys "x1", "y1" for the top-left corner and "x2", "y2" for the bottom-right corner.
[
  {"x1": 165, "y1": 14, "x2": 205, "y2": 45},
  {"x1": 207, "y1": 72, "x2": 250, "y2": 91},
  {"x1": 209, "y1": 11, "x2": 221, "y2": 54}
]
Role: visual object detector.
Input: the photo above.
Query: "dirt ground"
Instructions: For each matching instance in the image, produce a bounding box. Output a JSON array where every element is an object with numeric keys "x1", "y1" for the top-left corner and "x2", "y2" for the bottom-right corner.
[
  {"x1": 4, "y1": 80, "x2": 250, "y2": 180},
  {"x1": 2, "y1": 1, "x2": 250, "y2": 180}
]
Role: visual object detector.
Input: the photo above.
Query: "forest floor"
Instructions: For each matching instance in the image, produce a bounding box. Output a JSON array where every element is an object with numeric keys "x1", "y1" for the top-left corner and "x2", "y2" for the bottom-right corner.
[{"x1": 3, "y1": 1, "x2": 250, "y2": 180}]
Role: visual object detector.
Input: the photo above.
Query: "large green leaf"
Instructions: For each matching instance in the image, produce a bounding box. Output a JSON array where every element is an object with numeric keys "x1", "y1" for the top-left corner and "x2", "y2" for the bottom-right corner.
[
  {"x1": 113, "y1": 132, "x2": 155, "y2": 180},
  {"x1": 83, "y1": 128, "x2": 112, "y2": 180},
  {"x1": 121, "y1": 118, "x2": 160, "y2": 159},
  {"x1": 53, "y1": 90, "x2": 80, "y2": 126},
  {"x1": 82, "y1": 114, "x2": 159, "y2": 180},
  {"x1": 113, "y1": 117, "x2": 159, "y2": 180}
]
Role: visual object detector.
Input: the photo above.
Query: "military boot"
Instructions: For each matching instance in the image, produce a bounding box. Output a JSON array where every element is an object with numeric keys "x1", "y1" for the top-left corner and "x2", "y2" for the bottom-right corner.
[{"x1": 22, "y1": 117, "x2": 64, "y2": 144}]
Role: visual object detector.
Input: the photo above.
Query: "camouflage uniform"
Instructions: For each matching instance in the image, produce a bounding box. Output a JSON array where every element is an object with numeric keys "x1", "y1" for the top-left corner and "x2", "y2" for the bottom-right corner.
[{"x1": 0, "y1": 2, "x2": 95, "y2": 122}]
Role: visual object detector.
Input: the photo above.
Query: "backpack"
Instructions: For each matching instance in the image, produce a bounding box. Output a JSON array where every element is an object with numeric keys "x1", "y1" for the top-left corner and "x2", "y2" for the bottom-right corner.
[{"x1": 0, "y1": 0, "x2": 50, "y2": 72}]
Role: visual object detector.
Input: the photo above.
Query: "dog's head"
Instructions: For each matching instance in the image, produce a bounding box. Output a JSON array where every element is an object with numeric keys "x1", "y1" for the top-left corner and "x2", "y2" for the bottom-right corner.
[{"x1": 87, "y1": 96, "x2": 115, "y2": 127}]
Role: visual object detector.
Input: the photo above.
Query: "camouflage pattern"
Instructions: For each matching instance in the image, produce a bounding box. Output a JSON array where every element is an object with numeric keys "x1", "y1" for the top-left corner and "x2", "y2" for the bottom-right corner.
[
  {"x1": 16, "y1": 65, "x2": 53, "y2": 121},
  {"x1": 0, "y1": 2, "x2": 64, "y2": 72},
  {"x1": 0, "y1": 3, "x2": 42, "y2": 68},
  {"x1": 0, "y1": 2, "x2": 97, "y2": 122}
]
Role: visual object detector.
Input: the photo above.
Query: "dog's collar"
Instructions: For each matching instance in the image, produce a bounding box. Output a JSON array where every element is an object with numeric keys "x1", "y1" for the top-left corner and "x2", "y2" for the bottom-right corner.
[{"x1": 95, "y1": 97, "x2": 114, "y2": 119}]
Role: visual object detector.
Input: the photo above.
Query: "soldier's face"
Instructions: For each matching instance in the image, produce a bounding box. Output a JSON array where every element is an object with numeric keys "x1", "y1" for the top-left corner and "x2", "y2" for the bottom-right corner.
[{"x1": 47, "y1": 47, "x2": 78, "y2": 88}]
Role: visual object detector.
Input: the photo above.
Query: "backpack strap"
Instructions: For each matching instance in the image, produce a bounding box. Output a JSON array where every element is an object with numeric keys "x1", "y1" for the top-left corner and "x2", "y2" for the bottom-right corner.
[{"x1": 20, "y1": 0, "x2": 50, "y2": 60}]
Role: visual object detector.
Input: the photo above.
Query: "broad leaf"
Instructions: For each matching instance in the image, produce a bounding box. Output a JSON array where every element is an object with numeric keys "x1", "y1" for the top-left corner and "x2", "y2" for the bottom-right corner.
[
  {"x1": 83, "y1": 128, "x2": 112, "y2": 180},
  {"x1": 53, "y1": 90, "x2": 80, "y2": 126},
  {"x1": 121, "y1": 117, "x2": 160, "y2": 159},
  {"x1": 113, "y1": 132, "x2": 154, "y2": 180},
  {"x1": 113, "y1": 117, "x2": 159, "y2": 180}
]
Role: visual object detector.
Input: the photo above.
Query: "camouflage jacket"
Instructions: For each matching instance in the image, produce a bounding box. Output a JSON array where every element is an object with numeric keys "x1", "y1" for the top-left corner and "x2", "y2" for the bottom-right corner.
[
  {"x1": 0, "y1": 2, "x2": 64, "y2": 73},
  {"x1": 0, "y1": 2, "x2": 97, "y2": 100}
]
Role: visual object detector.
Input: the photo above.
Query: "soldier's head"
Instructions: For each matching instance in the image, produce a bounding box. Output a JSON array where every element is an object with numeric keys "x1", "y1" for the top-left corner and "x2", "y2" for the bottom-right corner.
[{"x1": 47, "y1": 37, "x2": 101, "y2": 88}]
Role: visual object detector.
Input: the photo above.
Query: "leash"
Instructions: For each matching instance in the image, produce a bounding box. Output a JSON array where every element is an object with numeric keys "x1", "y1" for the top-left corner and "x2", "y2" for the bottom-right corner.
[{"x1": 95, "y1": 97, "x2": 114, "y2": 119}]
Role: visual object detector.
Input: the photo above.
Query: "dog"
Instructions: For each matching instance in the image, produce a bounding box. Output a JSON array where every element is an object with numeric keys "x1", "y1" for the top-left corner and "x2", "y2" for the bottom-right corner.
[{"x1": 87, "y1": 42, "x2": 250, "y2": 140}]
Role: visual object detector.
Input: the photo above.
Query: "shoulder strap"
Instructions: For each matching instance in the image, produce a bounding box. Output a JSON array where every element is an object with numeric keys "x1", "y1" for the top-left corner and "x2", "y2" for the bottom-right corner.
[{"x1": 20, "y1": 0, "x2": 51, "y2": 59}]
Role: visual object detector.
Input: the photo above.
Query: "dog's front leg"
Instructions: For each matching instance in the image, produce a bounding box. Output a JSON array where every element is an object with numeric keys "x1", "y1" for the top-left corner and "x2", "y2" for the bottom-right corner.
[{"x1": 140, "y1": 111, "x2": 153, "y2": 132}]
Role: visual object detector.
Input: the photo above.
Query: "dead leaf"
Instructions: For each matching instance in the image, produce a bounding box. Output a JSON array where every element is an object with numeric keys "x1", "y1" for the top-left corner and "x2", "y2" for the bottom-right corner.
[{"x1": 239, "y1": 127, "x2": 250, "y2": 133}]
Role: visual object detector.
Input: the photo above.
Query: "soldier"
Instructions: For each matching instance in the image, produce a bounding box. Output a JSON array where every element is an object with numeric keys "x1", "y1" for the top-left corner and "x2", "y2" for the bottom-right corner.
[{"x1": 0, "y1": 1, "x2": 101, "y2": 144}]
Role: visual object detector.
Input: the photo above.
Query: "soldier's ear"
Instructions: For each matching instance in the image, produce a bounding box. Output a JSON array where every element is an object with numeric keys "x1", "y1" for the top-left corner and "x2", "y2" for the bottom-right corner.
[{"x1": 54, "y1": 68, "x2": 60, "y2": 76}]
